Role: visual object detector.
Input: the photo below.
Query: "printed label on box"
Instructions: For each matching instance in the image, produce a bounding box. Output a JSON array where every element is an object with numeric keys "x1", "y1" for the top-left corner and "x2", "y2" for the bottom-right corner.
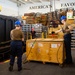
[
  {"x1": 51, "y1": 44, "x2": 57, "y2": 48},
  {"x1": 38, "y1": 43, "x2": 43, "y2": 47}
]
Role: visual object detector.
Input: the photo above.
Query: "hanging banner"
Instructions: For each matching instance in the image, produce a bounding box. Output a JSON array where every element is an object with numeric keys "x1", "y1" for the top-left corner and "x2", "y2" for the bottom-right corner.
[
  {"x1": 29, "y1": 5, "x2": 52, "y2": 10},
  {"x1": 61, "y1": 2, "x2": 75, "y2": 7}
]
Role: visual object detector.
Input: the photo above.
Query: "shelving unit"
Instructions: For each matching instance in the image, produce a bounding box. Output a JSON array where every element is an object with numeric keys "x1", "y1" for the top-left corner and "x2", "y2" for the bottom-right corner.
[{"x1": 71, "y1": 28, "x2": 75, "y2": 50}]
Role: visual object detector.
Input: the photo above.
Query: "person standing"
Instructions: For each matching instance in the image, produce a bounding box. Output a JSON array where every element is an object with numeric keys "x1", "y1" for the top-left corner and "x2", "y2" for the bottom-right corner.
[
  {"x1": 31, "y1": 28, "x2": 36, "y2": 39},
  {"x1": 9, "y1": 20, "x2": 24, "y2": 71},
  {"x1": 60, "y1": 16, "x2": 73, "y2": 64}
]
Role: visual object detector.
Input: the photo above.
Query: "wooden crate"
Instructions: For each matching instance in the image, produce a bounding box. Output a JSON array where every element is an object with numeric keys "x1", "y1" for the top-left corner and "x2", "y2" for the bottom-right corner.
[{"x1": 26, "y1": 39, "x2": 65, "y2": 65}]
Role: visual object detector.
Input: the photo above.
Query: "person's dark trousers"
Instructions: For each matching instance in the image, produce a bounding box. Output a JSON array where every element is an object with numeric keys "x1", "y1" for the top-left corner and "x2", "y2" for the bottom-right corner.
[
  {"x1": 9, "y1": 41, "x2": 23, "y2": 70},
  {"x1": 64, "y1": 33, "x2": 73, "y2": 64}
]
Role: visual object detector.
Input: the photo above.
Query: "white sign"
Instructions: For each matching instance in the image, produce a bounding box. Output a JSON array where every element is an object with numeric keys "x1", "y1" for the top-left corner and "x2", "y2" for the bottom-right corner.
[{"x1": 51, "y1": 44, "x2": 57, "y2": 48}]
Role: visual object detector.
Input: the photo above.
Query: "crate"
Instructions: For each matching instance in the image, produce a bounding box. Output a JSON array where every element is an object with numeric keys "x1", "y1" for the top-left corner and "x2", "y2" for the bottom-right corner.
[{"x1": 26, "y1": 38, "x2": 65, "y2": 65}]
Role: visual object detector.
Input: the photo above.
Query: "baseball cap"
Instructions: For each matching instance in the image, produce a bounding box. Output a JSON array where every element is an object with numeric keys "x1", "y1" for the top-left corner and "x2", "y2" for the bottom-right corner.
[
  {"x1": 15, "y1": 20, "x2": 21, "y2": 26},
  {"x1": 60, "y1": 16, "x2": 66, "y2": 21}
]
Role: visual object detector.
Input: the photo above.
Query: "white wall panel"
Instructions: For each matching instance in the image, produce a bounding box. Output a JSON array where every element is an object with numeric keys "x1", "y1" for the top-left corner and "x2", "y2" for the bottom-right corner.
[
  {"x1": 0, "y1": 0, "x2": 18, "y2": 16},
  {"x1": 0, "y1": 0, "x2": 75, "y2": 16},
  {"x1": 19, "y1": 0, "x2": 75, "y2": 16},
  {"x1": 19, "y1": 2, "x2": 51, "y2": 16}
]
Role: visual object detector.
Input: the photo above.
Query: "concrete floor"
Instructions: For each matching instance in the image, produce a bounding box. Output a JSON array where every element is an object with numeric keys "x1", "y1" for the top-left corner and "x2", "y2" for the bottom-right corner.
[{"x1": 0, "y1": 50, "x2": 75, "y2": 75}]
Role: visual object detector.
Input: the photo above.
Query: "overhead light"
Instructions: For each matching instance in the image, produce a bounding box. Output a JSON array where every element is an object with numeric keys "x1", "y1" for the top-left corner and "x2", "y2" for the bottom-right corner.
[
  {"x1": 23, "y1": 0, "x2": 33, "y2": 3},
  {"x1": 24, "y1": 0, "x2": 27, "y2": 1},
  {"x1": 24, "y1": 0, "x2": 30, "y2": 1}
]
